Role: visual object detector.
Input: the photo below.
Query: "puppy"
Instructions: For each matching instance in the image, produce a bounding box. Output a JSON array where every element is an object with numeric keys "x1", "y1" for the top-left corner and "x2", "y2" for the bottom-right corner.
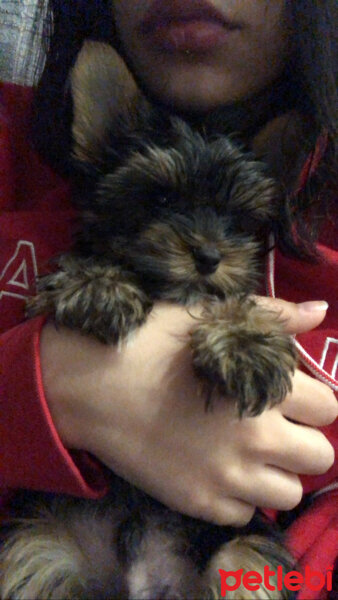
[{"x1": 0, "y1": 43, "x2": 296, "y2": 599}]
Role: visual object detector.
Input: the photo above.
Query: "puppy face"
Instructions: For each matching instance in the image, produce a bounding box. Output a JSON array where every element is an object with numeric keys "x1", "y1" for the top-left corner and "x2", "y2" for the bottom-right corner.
[
  {"x1": 92, "y1": 125, "x2": 276, "y2": 303},
  {"x1": 72, "y1": 43, "x2": 278, "y2": 304}
]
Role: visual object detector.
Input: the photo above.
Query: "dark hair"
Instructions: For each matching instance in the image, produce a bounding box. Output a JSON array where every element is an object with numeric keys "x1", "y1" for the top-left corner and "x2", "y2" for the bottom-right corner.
[
  {"x1": 31, "y1": 0, "x2": 337, "y2": 257},
  {"x1": 31, "y1": 1, "x2": 115, "y2": 174}
]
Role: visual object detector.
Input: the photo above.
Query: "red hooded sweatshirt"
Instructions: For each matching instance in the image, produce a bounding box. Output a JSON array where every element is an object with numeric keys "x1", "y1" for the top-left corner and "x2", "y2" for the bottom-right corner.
[{"x1": 0, "y1": 82, "x2": 337, "y2": 598}]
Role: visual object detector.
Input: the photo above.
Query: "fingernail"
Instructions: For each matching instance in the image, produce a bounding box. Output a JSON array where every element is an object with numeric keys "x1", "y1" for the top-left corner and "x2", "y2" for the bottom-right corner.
[{"x1": 299, "y1": 301, "x2": 329, "y2": 312}]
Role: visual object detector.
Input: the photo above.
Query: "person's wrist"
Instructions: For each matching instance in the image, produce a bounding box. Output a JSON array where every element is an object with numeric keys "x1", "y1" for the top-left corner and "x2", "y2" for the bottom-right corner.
[
  {"x1": 38, "y1": 304, "x2": 196, "y2": 456},
  {"x1": 39, "y1": 321, "x2": 100, "y2": 450}
]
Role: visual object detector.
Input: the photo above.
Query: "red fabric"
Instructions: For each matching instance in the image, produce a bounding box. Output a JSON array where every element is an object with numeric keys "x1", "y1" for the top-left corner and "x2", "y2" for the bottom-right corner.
[
  {"x1": 0, "y1": 82, "x2": 337, "y2": 596},
  {"x1": 266, "y1": 240, "x2": 338, "y2": 493},
  {"x1": 264, "y1": 149, "x2": 338, "y2": 597},
  {"x1": 0, "y1": 82, "x2": 109, "y2": 501},
  {"x1": 286, "y1": 490, "x2": 338, "y2": 600},
  {"x1": 265, "y1": 150, "x2": 338, "y2": 596}
]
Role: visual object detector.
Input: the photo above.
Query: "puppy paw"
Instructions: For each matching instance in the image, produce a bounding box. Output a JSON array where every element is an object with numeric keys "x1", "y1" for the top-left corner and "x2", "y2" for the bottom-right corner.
[
  {"x1": 191, "y1": 299, "x2": 296, "y2": 416},
  {"x1": 26, "y1": 255, "x2": 152, "y2": 344},
  {"x1": 202, "y1": 534, "x2": 293, "y2": 600}
]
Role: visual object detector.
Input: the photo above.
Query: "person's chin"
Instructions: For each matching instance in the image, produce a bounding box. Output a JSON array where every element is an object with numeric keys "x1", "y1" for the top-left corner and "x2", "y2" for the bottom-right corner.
[{"x1": 142, "y1": 65, "x2": 252, "y2": 113}]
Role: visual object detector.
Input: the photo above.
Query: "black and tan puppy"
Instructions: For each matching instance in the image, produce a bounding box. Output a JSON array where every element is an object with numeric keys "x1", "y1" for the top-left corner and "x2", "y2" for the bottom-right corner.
[{"x1": 0, "y1": 43, "x2": 296, "y2": 599}]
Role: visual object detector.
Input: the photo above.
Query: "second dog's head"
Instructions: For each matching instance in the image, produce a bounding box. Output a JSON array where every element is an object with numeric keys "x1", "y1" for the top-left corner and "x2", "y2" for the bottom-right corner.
[{"x1": 71, "y1": 43, "x2": 279, "y2": 304}]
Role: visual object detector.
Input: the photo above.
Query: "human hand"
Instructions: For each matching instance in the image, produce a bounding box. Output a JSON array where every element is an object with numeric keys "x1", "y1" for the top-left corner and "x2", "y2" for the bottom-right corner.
[{"x1": 40, "y1": 299, "x2": 336, "y2": 526}]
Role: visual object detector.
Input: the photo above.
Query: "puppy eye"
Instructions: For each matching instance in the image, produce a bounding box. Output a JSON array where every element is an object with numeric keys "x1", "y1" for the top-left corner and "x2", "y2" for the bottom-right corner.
[
  {"x1": 155, "y1": 191, "x2": 179, "y2": 207},
  {"x1": 151, "y1": 189, "x2": 181, "y2": 213}
]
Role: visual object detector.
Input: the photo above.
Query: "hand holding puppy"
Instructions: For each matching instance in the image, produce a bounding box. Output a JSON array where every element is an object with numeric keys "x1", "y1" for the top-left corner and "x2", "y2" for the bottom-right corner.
[{"x1": 42, "y1": 298, "x2": 336, "y2": 526}]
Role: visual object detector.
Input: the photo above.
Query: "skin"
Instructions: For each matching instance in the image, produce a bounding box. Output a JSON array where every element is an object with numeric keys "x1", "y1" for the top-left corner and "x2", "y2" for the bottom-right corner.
[
  {"x1": 41, "y1": 0, "x2": 337, "y2": 525},
  {"x1": 113, "y1": 0, "x2": 290, "y2": 110},
  {"x1": 43, "y1": 301, "x2": 336, "y2": 525}
]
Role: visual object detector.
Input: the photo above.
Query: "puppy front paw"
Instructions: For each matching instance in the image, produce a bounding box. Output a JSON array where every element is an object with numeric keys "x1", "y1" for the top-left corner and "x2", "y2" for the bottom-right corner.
[
  {"x1": 191, "y1": 299, "x2": 296, "y2": 416},
  {"x1": 202, "y1": 534, "x2": 294, "y2": 600},
  {"x1": 26, "y1": 256, "x2": 152, "y2": 344}
]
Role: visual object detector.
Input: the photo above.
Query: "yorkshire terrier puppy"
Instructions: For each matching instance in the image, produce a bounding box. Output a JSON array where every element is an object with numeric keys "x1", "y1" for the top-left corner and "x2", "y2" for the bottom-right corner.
[{"x1": 0, "y1": 43, "x2": 297, "y2": 599}]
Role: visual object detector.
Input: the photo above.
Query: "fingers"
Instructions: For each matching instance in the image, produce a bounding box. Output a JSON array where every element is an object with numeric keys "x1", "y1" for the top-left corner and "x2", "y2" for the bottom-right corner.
[
  {"x1": 227, "y1": 421, "x2": 334, "y2": 510},
  {"x1": 239, "y1": 402, "x2": 335, "y2": 476},
  {"x1": 192, "y1": 494, "x2": 256, "y2": 527},
  {"x1": 222, "y1": 417, "x2": 334, "y2": 509},
  {"x1": 230, "y1": 468, "x2": 304, "y2": 512},
  {"x1": 280, "y1": 369, "x2": 338, "y2": 426},
  {"x1": 164, "y1": 480, "x2": 256, "y2": 527},
  {"x1": 253, "y1": 296, "x2": 329, "y2": 334},
  {"x1": 264, "y1": 420, "x2": 335, "y2": 476}
]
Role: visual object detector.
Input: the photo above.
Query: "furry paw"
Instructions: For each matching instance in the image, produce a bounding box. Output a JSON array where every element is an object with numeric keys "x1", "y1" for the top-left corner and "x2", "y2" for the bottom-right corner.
[
  {"x1": 202, "y1": 534, "x2": 294, "y2": 600},
  {"x1": 26, "y1": 255, "x2": 152, "y2": 344},
  {"x1": 191, "y1": 298, "x2": 296, "y2": 416}
]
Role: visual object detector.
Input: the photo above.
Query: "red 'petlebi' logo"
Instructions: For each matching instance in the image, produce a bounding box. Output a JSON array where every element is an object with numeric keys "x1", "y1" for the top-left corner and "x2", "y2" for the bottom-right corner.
[{"x1": 218, "y1": 565, "x2": 333, "y2": 596}]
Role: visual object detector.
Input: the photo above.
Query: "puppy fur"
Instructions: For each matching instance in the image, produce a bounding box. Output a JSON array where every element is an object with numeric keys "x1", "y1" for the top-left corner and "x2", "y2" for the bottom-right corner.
[{"x1": 0, "y1": 43, "x2": 297, "y2": 599}]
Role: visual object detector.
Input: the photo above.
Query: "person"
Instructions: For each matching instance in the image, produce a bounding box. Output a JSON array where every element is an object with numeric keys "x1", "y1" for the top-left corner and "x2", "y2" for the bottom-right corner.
[{"x1": 0, "y1": 1, "x2": 336, "y2": 598}]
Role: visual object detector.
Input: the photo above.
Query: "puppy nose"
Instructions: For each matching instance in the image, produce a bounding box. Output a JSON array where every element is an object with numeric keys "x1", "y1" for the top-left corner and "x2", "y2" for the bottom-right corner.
[{"x1": 193, "y1": 246, "x2": 221, "y2": 275}]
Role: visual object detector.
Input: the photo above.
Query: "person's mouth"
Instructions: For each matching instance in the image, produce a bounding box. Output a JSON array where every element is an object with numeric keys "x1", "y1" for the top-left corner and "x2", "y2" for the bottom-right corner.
[{"x1": 139, "y1": 0, "x2": 243, "y2": 53}]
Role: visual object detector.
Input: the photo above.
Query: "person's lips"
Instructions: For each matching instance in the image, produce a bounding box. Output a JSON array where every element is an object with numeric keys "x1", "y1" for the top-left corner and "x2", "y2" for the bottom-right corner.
[{"x1": 139, "y1": 0, "x2": 243, "y2": 52}]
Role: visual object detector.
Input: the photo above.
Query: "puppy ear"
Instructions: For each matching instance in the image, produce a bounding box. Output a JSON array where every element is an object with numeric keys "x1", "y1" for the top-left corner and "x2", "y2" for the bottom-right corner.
[
  {"x1": 251, "y1": 111, "x2": 311, "y2": 193},
  {"x1": 71, "y1": 41, "x2": 144, "y2": 167}
]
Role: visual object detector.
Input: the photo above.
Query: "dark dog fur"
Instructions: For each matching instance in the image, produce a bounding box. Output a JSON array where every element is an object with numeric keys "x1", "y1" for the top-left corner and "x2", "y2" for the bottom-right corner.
[{"x1": 0, "y1": 43, "x2": 297, "y2": 599}]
